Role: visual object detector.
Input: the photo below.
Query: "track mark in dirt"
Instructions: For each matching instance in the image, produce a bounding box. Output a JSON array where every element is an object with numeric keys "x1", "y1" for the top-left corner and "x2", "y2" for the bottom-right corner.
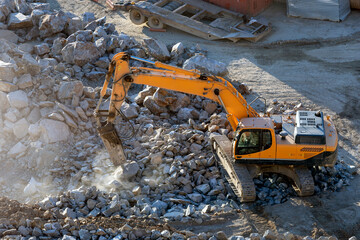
[{"x1": 339, "y1": 98, "x2": 360, "y2": 120}]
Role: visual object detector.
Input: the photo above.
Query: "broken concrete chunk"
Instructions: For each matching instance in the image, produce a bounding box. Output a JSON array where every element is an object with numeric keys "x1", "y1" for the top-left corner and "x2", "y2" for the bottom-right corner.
[
  {"x1": 28, "y1": 123, "x2": 41, "y2": 139},
  {"x1": 12, "y1": 118, "x2": 29, "y2": 138},
  {"x1": 0, "y1": 81, "x2": 18, "y2": 92},
  {"x1": 85, "y1": 71, "x2": 105, "y2": 81},
  {"x1": 7, "y1": 90, "x2": 29, "y2": 109},
  {"x1": 115, "y1": 161, "x2": 140, "y2": 180},
  {"x1": 168, "y1": 93, "x2": 190, "y2": 112},
  {"x1": 0, "y1": 90, "x2": 9, "y2": 111},
  {"x1": 121, "y1": 102, "x2": 139, "y2": 119},
  {"x1": 51, "y1": 37, "x2": 66, "y2": 56},
  {"x1": 82, "y1": 12, "x2": 96, "y2": 25},
  {"x1": 65, "y1": 17, "x2": 83, "y2": 35},
  {"x1": 61, "y1": 41, "x2": 101, "y2": 66},
  {"x1": 7, "y1": 12, "x2": 33, "y2": 29},
  {"x1": 183, "y1": 54, "x2": 228, "y2": 77},
  {"x1": 0, "y1": 30, "x2": 19, "y2": 43},
  {"x1": 17, "y1": 74, "x2": 33, "y2": 89},
  {"x1": 34, "y1": 43, "x2": 50, "y2": 56},
  {"x1": 143, "y1": 96, "x2": 168, "y2": 115},
  {"x1": 171, "y1": 42, "x2": 185, "y2": 56},
  {"x1": 143, "y1": 38, "x2": 170, "y2": 61},
  {"x1": 0, "y1": 60, "x2": 16, "y2": 82},
  {"x1": 203, "y1": 100, "x2": 218, "y2": 115},
  {"x1": 39, "y1": 11, "x2": 68, "y2": 37},
  {"x1": 177, "y1": 107, "x2": 193, "y2": 120},
  {"x1": 27, "y1": 107, "x2": 41, "y2": 123},
  {"x1": 15, "y1": 0, "x2": 31, "y2": 15},
  {"x1": 8, "y1": 141, "x2": 27, "y2": 157},
  {"x1": 153, "y1": 88, "x2": 176, "y2": 107},
  {"x1": 135, "y1": 86, "x2": 156, "y2": 105},
  {"x1": 57, "y1": 81, "x2": 83, "y2": 100},
  {"x1": 20, "y1": 53, "x2": 41, "y2": 75},
  {"x1": 0, "y1": 5, "x2": 10, "y2": 22},
  {"x1": 39, "y1": 119, "x2": 70, "y2": 143}
]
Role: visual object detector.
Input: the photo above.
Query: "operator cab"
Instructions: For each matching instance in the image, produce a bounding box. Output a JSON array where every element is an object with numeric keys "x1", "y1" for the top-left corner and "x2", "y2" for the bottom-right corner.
[
  {"x1": 233, "y1": 118, "x2": 275, "y2": 158},
  {"x1": 233, "y1": 111, "x2": 329, "y2": 164}
]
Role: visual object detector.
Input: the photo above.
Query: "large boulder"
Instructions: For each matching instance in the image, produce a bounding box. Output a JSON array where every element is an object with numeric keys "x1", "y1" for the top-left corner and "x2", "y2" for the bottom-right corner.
[
  {"x1": 143, "y1": 38, "x2": 170, "y2": 61},
  {"x1": 183, "y1": 54, "x2": 228, "y2": 77},
  {"x1": 7, "y1": 13, "x2": 33, "y2": 29},
  {"x1": 7, "y1": 90, "x2": 28, "y2": 109},
  {"x1": 39, "y1": 11, "x2": 68, "y2": 37},
  {"x1": 61, "y1": 41, "x2": 101, "y2": 66},
  {"x1": 39, "y1": 119, "x2": 70, "y2": 143}
]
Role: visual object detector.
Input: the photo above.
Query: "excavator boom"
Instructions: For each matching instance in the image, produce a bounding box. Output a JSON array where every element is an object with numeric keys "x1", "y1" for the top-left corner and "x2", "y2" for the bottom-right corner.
[{"x1": 97, "y1": 52, "x2": 259, "y2": 129}]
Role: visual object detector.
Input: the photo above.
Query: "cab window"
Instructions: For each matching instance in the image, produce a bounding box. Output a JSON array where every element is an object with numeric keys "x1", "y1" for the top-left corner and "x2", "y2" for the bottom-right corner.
[
  {"x1": 262, "y1": 130, "x2": 272, "y2": 151},
  {"x1": 236, "y1": 129, "x2": 260, "y2": 155},
  {"x1": 235, "y1": 129, "x2": 272, "y2": 155}
]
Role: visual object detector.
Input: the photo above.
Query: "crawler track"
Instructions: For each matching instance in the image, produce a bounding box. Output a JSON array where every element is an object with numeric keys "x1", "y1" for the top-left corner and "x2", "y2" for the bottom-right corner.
[
  {"x1": 211, "y1": 135, "x2": 315, "y2": 202},
  {"x1": 211, "y1": 135, "x2": 256, "y2": 202}
]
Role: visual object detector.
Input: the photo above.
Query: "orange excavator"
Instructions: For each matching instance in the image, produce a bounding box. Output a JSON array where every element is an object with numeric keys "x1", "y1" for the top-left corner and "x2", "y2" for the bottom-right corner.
[{"x1": 94, "y1": 52, "x2": 338, "y2": 202}]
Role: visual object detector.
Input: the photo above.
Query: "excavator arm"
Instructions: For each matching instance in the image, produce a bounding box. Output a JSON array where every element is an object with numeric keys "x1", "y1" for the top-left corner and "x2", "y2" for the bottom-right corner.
[{"x1": 95, "y1": 52, "x2": 259, "y2": 165}]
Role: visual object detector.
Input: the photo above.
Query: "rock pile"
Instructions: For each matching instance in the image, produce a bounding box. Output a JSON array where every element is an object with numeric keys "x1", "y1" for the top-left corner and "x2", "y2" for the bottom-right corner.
[
  {"x1": 0, "y1": 196, "x2": 356, "y2": 240},
  {"x1": 0, "y1": 1, "x2": 358, "y2": 239},
  {"x1": 0, "y1": 0, "x2": 231, "y2": 201}
]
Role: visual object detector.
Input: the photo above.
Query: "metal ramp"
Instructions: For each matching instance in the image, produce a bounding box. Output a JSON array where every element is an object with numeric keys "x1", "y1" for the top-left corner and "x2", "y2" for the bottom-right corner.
[{"x1": 129, "y1": 0, "x2": 272, "y2": 42}]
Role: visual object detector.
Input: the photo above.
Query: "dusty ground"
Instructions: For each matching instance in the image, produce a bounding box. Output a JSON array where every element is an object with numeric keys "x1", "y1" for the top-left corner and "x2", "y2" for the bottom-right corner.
[{"x1": 13, "y1": 0, "x2": 359, "y2": 238}]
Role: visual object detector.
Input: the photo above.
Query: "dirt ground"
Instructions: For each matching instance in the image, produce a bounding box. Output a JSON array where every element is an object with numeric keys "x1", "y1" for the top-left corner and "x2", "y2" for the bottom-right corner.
[{"x1": 20, "y1": 0, "x2": 360, "y2": 238}]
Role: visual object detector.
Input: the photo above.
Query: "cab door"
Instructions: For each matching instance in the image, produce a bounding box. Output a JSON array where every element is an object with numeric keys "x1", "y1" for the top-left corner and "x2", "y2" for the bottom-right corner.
[
  {"x1": 234, "y1": 129, "x2": 261, "y2": 161},
  {"x1": 259, "y1": 129, "x2": 276, "y2": 161}
]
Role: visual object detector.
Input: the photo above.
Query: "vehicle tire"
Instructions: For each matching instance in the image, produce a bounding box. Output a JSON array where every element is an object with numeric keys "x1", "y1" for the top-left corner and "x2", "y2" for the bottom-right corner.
[
  {"x1": 129, "y1": 9, "x2": 146, "y2": 25},
  {"x1": 147, "y1": 16, "x2": 165, "y2": 29}
]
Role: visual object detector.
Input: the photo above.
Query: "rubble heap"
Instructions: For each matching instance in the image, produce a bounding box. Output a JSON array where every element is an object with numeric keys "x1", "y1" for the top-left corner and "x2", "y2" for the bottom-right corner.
[{"x1": 0, "y1": 0, "x2": 358, "y2": 239}]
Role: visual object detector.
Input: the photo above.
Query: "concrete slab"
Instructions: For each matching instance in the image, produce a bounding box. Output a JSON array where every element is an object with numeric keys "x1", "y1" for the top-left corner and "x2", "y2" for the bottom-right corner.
[{"x1": 258, "y1": 3, "x2": 360, "y2": 43}]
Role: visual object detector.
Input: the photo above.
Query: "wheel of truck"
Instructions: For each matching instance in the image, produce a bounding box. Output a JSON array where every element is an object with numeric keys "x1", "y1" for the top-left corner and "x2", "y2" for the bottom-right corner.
[
  {"x1": 129, "y1": 9, "x2": 146, "y2": 25},
  {"x1": 147, "y1": 16, "x2": 165, "y2": 29}
]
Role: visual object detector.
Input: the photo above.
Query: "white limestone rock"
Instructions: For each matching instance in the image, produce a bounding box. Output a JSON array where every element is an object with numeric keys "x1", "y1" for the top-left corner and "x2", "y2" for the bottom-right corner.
[
  {"x1": 8, "y1": 141, "x2": 27, "y2": 157},
  {"x1": 7, "y1": 90, "x2": 29, "y2": 109},
  {"x1": 12, "y1": 118, "x2": 29, "y2": 138},
  {"x1": 17, "y1": 74, "x2": 33, "y2": 89},
  {"x1": 39, "y1": 119, "x2": 70, "y2": 143}
]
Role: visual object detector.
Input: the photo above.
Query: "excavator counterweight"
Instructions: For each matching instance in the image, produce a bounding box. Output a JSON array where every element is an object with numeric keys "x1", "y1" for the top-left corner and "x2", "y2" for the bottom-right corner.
[{"x1": 95, "y1": 52, "x2": 338, "y2": 202}]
